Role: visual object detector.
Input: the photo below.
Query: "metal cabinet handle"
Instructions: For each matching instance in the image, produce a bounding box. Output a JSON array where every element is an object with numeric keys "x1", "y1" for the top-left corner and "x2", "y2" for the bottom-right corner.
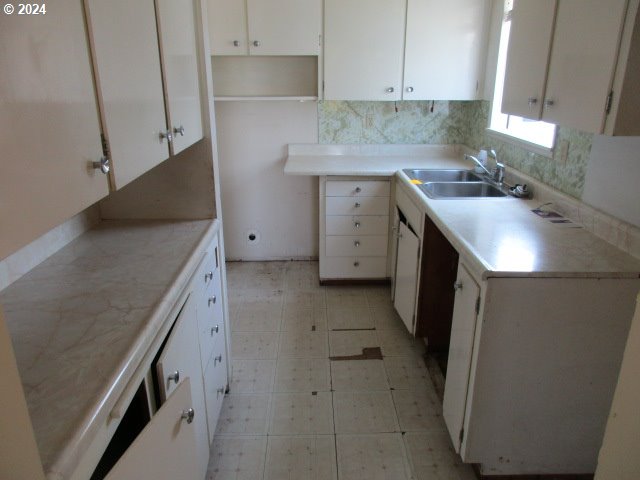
[
  {"x1": 181, "y1": 408, "x2": 195, "y2": 424},
  {"x1": 406, "y1": 86, "x2": 414, "y2": 93},
  {"x1": 355, "y1": 186, "x2": 361, "y2": 193},
  {"x1": 216, "y1": 387, "x2": 225, "y2": 396},
  {"x1": 527, "y1": 97, "x2": 538, "y2": 107},
  {"x1": 159, "y1": 130, "x2": 173, "y2": 143},
  {"x1": 353, "y1": 261, "x2": 360, "y2": 267},
  {"x1": 544, "y1": 99, "x2": 555, "y2": 108},
  {"x1": 168, "y1": 370, "x2": 180, "y2": 384},
  {"x1": 354, "y1": 202, "x2": 361, "y2": 208},
  {"x1": 210, "y1": 325, "x2": 220, "y2": 336},
  {"x1": 173, "y1": 125, "x2": 185, "y2": 136},
  {"x1": 233, "y1": 40, "x2": 240, "y2": 47},
  {"x1": 453, "y1": 281, "x2": 463, "y2": 291},
  {"x1": 214, "y1": 354, "x2": 223, "y2": 366},
  {"x1": 253, "y1": 40, "x2": 260, "y2": 47},
  {"x1": 386, "y1": 87, "x2": 394, "y2": 93},
  {"x1": 205, "y1": 271, "x2": 213, "y2": 282},
  {"x1": 354, "y1": 240, "x2": 360, "y2": 247},
  {"x1": 208, "y1": 296, "x2": 217, "y2": 306},
  {"x1": 354, "y1": 221, "x2": 361, "y2": 228},
  {"x1": 92, "y1": 157, "x2": 110, "y2": 175}
]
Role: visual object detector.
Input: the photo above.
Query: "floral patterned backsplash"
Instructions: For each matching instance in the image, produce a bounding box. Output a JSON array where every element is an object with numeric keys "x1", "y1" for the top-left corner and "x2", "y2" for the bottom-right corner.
[{"x1": 318, "y1": 100, "x2": 594, "y2": 200}]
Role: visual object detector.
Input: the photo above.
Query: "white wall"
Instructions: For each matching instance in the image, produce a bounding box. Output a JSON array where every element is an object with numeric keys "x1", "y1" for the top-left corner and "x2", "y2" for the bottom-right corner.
[
  {"x1": 215, "y1": 101, "x2": 318, "y2": 260},
  {"x1": 595, "y1": 292, "x2": 640, "y2": 479},
  {"x1": 583, "y1": 136, "x2": 640, "y2": 228}
]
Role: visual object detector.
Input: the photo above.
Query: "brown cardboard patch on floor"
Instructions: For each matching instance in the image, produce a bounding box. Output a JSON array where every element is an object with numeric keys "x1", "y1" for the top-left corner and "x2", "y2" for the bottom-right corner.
[{"x1": 330, "y1": 347, "x2": 383, "y2": 361}]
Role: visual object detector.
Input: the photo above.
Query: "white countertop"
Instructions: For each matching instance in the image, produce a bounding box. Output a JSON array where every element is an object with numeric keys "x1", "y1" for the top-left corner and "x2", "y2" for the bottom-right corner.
[
  {"x1": 0, "y1": 218, "x2": 219, "y2": 479},
  {"x1": 286, "y1": 144, "x2": 640, "y2": 279}
]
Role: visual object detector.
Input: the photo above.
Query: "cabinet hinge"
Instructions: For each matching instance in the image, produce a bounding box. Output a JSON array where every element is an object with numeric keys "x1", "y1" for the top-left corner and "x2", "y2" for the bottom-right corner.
[
  {"x1": 459, "y1": 428, "x2": 465, "y2": 444},
  {"x1": 475, "y1": 297, "x2": 480, "y2": 315},
  {"x1": 605, "y1": 90, "x2": 614, "y2": 115},
  {"x1": 100, "y1": 133, "x2": 110, "y2": 159},
  {"x1": 322, "y1": 80, "x2": 325, "y2": 93},
  {"x1": 319, "y1": 34, "x2": 322, "y2": 47}
]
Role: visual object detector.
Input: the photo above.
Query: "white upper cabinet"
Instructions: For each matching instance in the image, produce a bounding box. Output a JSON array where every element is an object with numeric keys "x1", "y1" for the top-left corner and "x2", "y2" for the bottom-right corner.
[
  {"x1": 85, "y1": 0, "x2": 170, "y2": 190},
  {"x1": 324, "y1": 0, "x2": 406, "y2": 101},
  {"x1": 501, "y1": 0, "x2": 556, "y2": 118},
  {"x1": 156, "y1": 0, "x2": 204, "y2": 155},
  {"x1": 503, "y1": 0, "x2": 638, "y2": 135},
  {"x1": 0, "y1": 0, "x2": 109, "y2": 260},
  {"x1": 403, "y1": 0, "x2": 489, "y2": 100},
  {"x1": 324, "y1": 0, "x2": 489, "y2": 101},
  {"x1": 209, "y1": 0, "x2": 321, "y2": 55}
]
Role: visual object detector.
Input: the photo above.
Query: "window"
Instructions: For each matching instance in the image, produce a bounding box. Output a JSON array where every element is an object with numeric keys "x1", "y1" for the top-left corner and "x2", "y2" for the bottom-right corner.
[{"x1": 489, "y1": 0, "x2": 556, "y2": 153}]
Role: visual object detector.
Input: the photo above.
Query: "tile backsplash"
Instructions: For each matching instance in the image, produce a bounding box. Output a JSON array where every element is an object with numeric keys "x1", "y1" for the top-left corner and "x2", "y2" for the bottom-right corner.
[{"x1": 318, "y1": 100, "x2": 593, "y2": 200}]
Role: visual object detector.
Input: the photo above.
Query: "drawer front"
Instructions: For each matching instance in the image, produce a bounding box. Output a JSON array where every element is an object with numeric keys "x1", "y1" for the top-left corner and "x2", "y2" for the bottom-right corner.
[
  {"x1": 203, "y1": 345, "x2": 227, "y2": 444},
  {"x1": 326, "y1": 235, "x2": 388, "y2": 257},
  {"x1": 396, "y1": 183, "x2": 423, "y2": 236},
  {"x1": 322, "y1": 256, "x2": 387, "y2": 279},
  {"x1": 326, "y1": 179, "x2": 390, "y2": 197},
  {"x1": 326, "y1": 196, "x2": 390, "y2": 216},
  {"x1": 198, "y1": 266, "x2": 224, "y2": 371},
  {"x1": 326, "y1": 215, "x2": 389, "y2": 236}
]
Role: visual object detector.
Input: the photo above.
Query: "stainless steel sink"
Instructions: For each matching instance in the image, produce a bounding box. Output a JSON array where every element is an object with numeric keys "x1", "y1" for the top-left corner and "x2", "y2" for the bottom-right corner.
[
  {"x1": 403, "y1": 168, "x2": 483, "y2": 183},
  {"x1": 419, "y1": 182, "x2": 507, "y2": 199}
]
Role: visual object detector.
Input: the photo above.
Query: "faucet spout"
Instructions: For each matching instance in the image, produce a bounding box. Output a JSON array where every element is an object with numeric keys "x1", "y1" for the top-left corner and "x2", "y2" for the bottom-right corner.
[{"x1": 465, "y1": 154, "x2": 492, "y2": 176}]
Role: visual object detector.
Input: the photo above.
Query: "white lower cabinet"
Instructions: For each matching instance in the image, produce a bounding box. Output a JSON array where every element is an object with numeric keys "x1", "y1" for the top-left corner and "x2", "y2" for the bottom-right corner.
[
  {"x1": 320, "y1": 177, "x2": 391, "y2": 281},
  {"x1": 393, "y1": 221, "x2": 420, "y2": 333},
  {"x1": 105, "y1": 380, "x2": 199, "y2": 480},
  {"x1": 203, "y1": 339, "x2": 227, "y2": 444}
]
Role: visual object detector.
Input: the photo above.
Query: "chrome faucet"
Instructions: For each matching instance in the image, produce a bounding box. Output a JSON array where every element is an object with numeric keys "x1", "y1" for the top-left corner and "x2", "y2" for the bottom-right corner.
[{"x1": 465, "y1": 150, "x2": 506, "y2": 185}]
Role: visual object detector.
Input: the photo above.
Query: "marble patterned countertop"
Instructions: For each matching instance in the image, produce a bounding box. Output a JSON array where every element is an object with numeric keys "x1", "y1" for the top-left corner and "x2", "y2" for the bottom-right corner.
[
  {"x1": 286, "y1": 144, "x2": 640, "y2": 279},
  {"x1": 0, "y1": 218, "x2": 218, "y2": 479}
]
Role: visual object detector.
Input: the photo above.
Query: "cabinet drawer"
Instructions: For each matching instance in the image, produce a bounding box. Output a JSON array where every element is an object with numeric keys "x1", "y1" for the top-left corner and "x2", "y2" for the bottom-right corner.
[
  {"x1": 203, "y1": 346, "x2": 227, "y2": 444},
  {"x1": 322, "y1": 256, "x2": 387, "y2": 279},
  {"x1": 326, "y1": 196, "x2": 390, "y2": 216},
  {"x1": 396, "y1": 183, "x2": 423, "y2": 235},
  {"x1": 326, "y1": 235, "x2": 388, "y2": 257},
  {"x1": 326, "y1": 215, "x2": 389, "y2": 236},
  {"x1": 198, "y1": 268, "x2": 224, "y2": 370},
  {"x1": 326, "y1": 179, "x2": 390, "y2": 197}
]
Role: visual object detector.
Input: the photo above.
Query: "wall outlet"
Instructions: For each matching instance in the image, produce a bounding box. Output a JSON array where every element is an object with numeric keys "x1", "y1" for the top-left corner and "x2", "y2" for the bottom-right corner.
[{"x1": 364, "y1": 113, "x2": 374, "y2": 129}]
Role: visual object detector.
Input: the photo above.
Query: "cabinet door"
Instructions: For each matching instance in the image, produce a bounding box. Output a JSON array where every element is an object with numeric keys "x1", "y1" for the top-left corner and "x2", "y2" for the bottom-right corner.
[
  {"x1": 85, "y1": 0, "x2": 169, "y2": 190},
  {"x1": 542, "y1": 0, "x2": 627, "y2": 133},
  {"x1": 0, "y1": 0, "x2": 109, "y2": 260},
  {"x1": 156, "y1": 295, "x2": 209, "y2": 479},
  {"x1": 208, "y1": 0, "x2": 248, "y2": 54},
  {"x1": 502, "y1": 0, "x2": 556, "y2": 119},
  {"x1": 403, "y1": 0, "x2": 488, "y2": 100},
  {"x1": 105, "y1": 379, "x2": 199, "y2": 480},
  {"x1": 203, "y1": 343, "x2": 227, "y2": 444},
  {"x1": 247, "y1": 0, "x2": 321, "y2": 55},
  {"x1": 393, "y1": 221, "x2": 420, "y2": 334},
  {"x1": 324, "y1": 0, "x2": 406, "y2": 100},
  {"x1": 443, "y1": 264, "x2": 479, "y2": 453},
  {"x1": 156, "y1": 0, "x2": 204, "y2": 155}
]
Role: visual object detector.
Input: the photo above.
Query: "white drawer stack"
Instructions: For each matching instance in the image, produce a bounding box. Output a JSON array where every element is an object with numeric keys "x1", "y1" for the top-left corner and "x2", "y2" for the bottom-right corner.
[{"x1": 321, "y1": 178, "x2": 390, "y2": 280}]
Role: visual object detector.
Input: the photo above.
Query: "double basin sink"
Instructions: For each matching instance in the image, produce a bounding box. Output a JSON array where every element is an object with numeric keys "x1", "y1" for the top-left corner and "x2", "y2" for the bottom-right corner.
[{"x1": 403, "y1": 169, "x2": 508, "y2": 199}]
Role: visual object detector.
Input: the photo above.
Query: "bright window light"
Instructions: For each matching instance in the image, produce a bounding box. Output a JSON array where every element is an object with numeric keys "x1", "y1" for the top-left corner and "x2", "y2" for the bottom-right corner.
[{"x1": 489, "y1": 0, "x2": 556, "y2": 150}]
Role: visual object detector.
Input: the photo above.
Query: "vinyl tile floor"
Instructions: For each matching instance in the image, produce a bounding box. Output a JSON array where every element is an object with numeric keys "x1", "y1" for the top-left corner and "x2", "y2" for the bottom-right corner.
[{"x1": 207, "y1": 261, "x2": 476, "y2": 480}]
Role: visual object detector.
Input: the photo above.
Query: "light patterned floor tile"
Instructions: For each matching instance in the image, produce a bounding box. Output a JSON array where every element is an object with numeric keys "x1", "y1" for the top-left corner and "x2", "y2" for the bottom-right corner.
[
  {"x1": 383, "y1": 356, "x2": 431, "y2": 390},
  {"x1": 232, "y1": 332, "x2": 279, "y2": 359},
  {"x1": 326, "y1": 288, "x2": 369, "y2": 309},
  {"x1": 404, "y1": 431, "x2": 477, "y2": 480},
  {"x1": 392, "y1": 387, "x2": 444, "y2": 432},
  {"x1": 230, "y1": 359, "x2": 276, "y2": 393},
  {"x1": 327, "y1": 307, "x2": 374, "y2": 330},
  {"x1": 336, "y1": 433, "x2": 411, "y2": 480},
  {"x1": 274, "y1": 358, "x2": 331, "y2": 392},
  {"x1": 207, "y1": 435, "x2": 267, "y2": 480},
  {"x1": 377, "y1": 327, "x2": 427, "y2": 357},
  {"x1": 330, "y1": 360, "x2": 389, "y2": 391},
  {"x1": 279, "y1": 331, "x2": 329, "y2": 358},
  {"x1": 333, "y1": 391, "x2": 399, "y2": 433},
  {"x1": 284, "y1": 290, "x2": 326, "y2": 309},
  {"x1": 269, "y1": 392, "x2": 334, "y2": 434},
  {"x1": 370, "y1": 305, "x2": 407, "y2": 332},
  {"x1": 329, "y1": 331, "x2": 379, "y2": 357},
  {"x1": 265, "y1": 435, "x2": 337, "y2": 480},
  {"x1": 233, "y1": 303, "x2": 282, "y2": 332},
  {"x1": 281, "y1": 305, "x2": 328, "y2": 332},
  {"x1": 215, "y1": 394, "x2": 270, "y2": 435},
  {"x1": 364, "y1": 287, "x2": 393, "y2": 308}
]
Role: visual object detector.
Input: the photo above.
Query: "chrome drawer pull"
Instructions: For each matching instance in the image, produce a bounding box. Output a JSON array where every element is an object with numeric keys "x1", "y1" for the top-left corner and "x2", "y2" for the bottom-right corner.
[
  {"x1": 181, "y1": 408, "x2": 195, "y2": 424},
  {"x1": 354, "y1": 202, "x2": 361, "y2": 208},
  {"x1": 453, "y1": 281, "x2": 463, "y2": 291},
  {"x1": 214, "y1": 354, "x2": 223, "y2": 366},
  {"x1": 205, "y1": 271, "x2": 213, "y2": 282},
  {"x1": 354, "y1": 241, "x2": 360, "y2": 247},
  {"x1": 208, "y1": 296, "x2": 217, "y2": 306},
  {"x1": 353, "y1": 261, "x2": 360, "y2": 267},
  {"x1": 354, "y1": 221, "x2": 361, "y2": 228},
  {"x1": 168, "y1": 370, "x2": 180, "y2": 384}
]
